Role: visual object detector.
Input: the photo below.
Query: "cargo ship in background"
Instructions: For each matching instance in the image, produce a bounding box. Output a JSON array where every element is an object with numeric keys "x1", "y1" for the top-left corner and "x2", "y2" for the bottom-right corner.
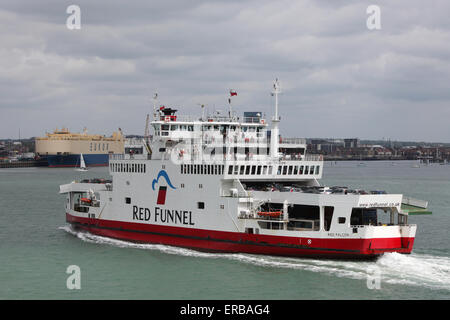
[
  {"x1": 59, "y1": 80, "x2": 431, "y2": 259},
  {"x1": 36, "y1": 128, "x2": 125, "y2": 167}
]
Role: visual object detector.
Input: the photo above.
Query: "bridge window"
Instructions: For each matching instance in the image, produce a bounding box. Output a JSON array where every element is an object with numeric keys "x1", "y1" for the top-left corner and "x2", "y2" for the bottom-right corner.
[
  {"x1": 310, "y1": 166, "x2": 315, "y2": 174},
  {"x1": 257, "y1": 165, "x2": 262, "y2": 175},
  {"x1": 315, "y1": 165, "x2": 320, "y2": 175},
  {"x1": 240, "y1": 165, "x2": 245, "y2": 175},
  {"x1": 304, "y1": 166, "x2": 309, "y2": 174},
  {"x1": 197, "y1": 202, "x2": 205, "y2": 209},
  {"x1": 245, "y1": 165, "x2": 251, "y2": 175},
  {"x1": 299, "y1": 165, "x2": 304, "y2": 174},
  {"x1": 288, "y1": 165, "x2": 293, "y2": 175},
  {"x1": 251, "y1": 166, "x2": 256, "y2": 175}
]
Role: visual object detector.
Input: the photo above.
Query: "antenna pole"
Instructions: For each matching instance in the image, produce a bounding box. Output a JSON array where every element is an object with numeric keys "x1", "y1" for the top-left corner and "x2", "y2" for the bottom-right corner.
[
  {"x1": 270, "y1": 79, "x2": 281, "y2": 159},
  {"x1": 153, "y1": 92, "x2": 158, "y2": 120}
]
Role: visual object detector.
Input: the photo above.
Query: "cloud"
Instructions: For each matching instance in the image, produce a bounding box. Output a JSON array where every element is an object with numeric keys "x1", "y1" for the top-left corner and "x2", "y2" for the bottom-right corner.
[{"x1": 0, "y1": 0, "x2": 449, "y2": 142}]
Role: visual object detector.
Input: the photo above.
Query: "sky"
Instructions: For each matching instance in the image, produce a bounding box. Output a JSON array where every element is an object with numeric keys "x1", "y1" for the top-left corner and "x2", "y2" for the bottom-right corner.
[{"x1": 1, "y1": 0, "x2": 449, "y2": 142}]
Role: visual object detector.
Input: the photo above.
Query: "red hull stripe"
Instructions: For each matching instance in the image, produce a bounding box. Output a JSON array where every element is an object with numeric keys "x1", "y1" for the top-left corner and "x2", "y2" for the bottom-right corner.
[{"x1": 66, "y1": 213, "x2": 414, "y2": 258}]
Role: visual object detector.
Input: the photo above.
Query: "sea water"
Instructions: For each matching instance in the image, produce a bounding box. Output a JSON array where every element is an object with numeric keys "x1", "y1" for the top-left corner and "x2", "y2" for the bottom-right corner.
[{"x1": 0, "y1": 161, "x2": 449, "y2": 299}]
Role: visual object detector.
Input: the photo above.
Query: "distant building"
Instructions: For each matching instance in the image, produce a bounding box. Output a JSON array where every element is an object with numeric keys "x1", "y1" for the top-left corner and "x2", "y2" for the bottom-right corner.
[{"x1": 344, "y1": 138, "x2": 359, "y2": 149}]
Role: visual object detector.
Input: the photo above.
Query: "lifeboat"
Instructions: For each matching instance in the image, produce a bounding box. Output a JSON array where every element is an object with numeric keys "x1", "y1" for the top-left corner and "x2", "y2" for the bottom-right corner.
[
  {"x1": 80, "y1": 197, "x2": 92, "y2": 204},
  {"x1": 257, "y1": 211, "x2": 282, "y2": 218}
]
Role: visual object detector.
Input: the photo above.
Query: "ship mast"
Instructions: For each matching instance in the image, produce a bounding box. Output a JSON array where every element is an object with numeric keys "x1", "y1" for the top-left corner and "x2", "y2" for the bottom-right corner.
[
  {"x1": 270, "y1": 78, "x2": 281, "y2": 159},
  {"x1": 152, "y1": 92, "x2": 158, "y2": 120}
]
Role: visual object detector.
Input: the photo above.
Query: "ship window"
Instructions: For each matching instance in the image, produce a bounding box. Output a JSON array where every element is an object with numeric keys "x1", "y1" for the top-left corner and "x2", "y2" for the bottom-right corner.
[
  {"x1": 310, "y1": 166, "x2": 315, "y2": 174},
  {"x1": 304, "y1": 166, "x2": 309, "y2": 174},
  {"x1": 282, "y1": 166, "x2": 287, "y2": 175},
  {"x1": 188, "y1": 126, "x2": 194, "y2": 131},
  {"x1": 315, "y1": 166, "x2": 320, "y2": 175},
  {"x1": 228, "y1": 165, "x2": 233, "y2": 174},
  {"x1": 251, "y1": 166, "x2": 256, "y2": 175},
  {"x1": 257, "y1": 165, "x2": 261, "y2": 175},
  {"x1": 197, "y1": 202, "x2": 205, "y2": 209},
  {"x1": 90, "y1": 143, "x2": 92, "y2": 151},
  {"x1": 125, "y1": 197, "x2": 131, "y2": 204},
  {"x1": 221, "y1": 165, "x2": 224, "y2": 174},
  {"x1": 299, "y1": 165, "x2": 304, "y2": 174},
  {"x1": 240, "y1": 166, "x2": 245, "y2": 175},
  {"x1": 201, "y1": 165, "x2": 204, "y2": 174},
  {"x1": 288, "y1": 166, "x2": 293, "y2": 175},
  {"x1": 94, "y1": 144, "x2": 97, "y2": 151},
  {"x1": 181, "y1": 165, "x2": 183, "y2": 174},
  {"x1": 170, "y1": 125, "x2": 178, "y2": 131},
  {"x1": 214, "y1": 165, "x2": 217, "y2": 175},
  {"x1": 234, "y1": 165, "x2": 239, "y2": 175},
  {"x1": 277, "y1": 166, "x2": 282, "y2": 175},
  {"x1": 181, "y1": 183, "x2": 185, "y2": 188},
  {"x1": 268, "y1": 166, "x2": 273, "y2": 175},
  {"x1": 245, "y1": 165, "x2": 250, "y2": 175},
  {"x1": 324, "y1": 206, "x2": 334, "y2": 231},
  {"x1": 161, "y1": 124, "x2": 169, "y2": 130},
  {"x1": 338, "y1": 217, "x2": 346, "y2": 224},
  {"x1": 293, "y1": 166, "x2": 298, "y2": 175},
  {"x1": 350, "y1": 208, "x2": 378, "y2": 226},
  {"x1": 262, "y1": 165, "x2": 268, "y2": 175}
]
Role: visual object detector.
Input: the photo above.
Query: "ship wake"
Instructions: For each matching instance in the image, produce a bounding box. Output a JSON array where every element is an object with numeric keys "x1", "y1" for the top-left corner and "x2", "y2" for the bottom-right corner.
[{"x1": 60, "y1": 225, "x2": 450, "y2": 291}]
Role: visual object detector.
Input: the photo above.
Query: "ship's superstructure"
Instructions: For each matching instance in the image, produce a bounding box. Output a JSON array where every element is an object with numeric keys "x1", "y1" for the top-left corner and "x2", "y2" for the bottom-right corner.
[
  {"x1": 36, "y1": 128, "x2": 125, "y2": 167},
  {"x1": 60, "y1": 80, "x2": 430, "y2": 259}
]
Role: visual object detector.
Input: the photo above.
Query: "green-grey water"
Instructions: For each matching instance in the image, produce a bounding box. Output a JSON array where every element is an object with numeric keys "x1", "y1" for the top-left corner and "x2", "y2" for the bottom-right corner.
[{"x1": 0, "y1": 161, "x2": 449, "y2": 299}]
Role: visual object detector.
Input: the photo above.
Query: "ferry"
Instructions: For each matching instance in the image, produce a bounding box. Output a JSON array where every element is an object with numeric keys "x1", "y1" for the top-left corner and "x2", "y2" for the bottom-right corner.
[
  {"x1": 36, "y1": 128, "x2": 125, "y2": 167},
  {"x1": 60, "y1": 80, "x2": 431, "y2": 259}
]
